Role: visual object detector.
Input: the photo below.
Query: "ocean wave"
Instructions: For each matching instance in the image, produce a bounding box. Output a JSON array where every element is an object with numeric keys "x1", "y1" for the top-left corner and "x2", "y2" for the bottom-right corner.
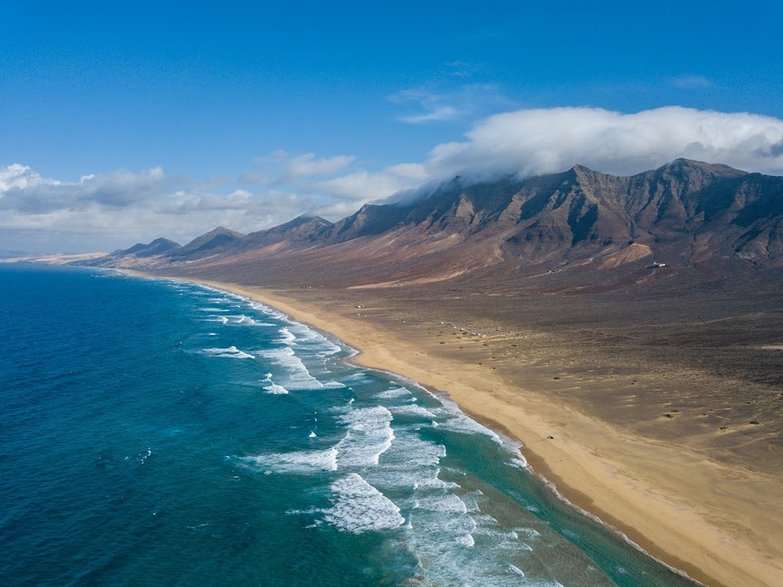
[
  {"x1": 415, "y1": 493, "x2": 469, "y2": 514},
  {"x1": 263, "y1": 383, "x2": 289, "y2": 395},
  {"x1": 202, "y1": 346, "x2": 255, "y2": 359},
  {"x1": 437, "y1": 413, "x2": 503, "y2": 444},
  {"x1": 258, "y1": 347, "x2": 345, "y2": 391},
  {"x1": 278, "y1": 327, "x2": 297, "y2": 345},
  {"x1": 388, "y1": 404, "x2": 438, "y2": 419},
  {"x1": 282, "y1": 323, "x2": 343, "y2": 356},
  {"x1": 380, "y1": 434, "x2": 446, "y2": 471},
  {"x1": 224, "y1": 314, "x2": 273, "y2": 327},
  {"x1": 258, "y1": 347, "x2": 323, "y2": 389},
  {"x1": 322, "y1": 473, "x2": 404, "y2": 534},
  {"x1": 376, "y1": 387, "x2": 412, "y2": 399},
  {"x1": 239, "y1": 447, "x2": 338, "y2": 474},
  {"x1": 508, "y1": 456, "x2": 528, "y2": 469},
  {"x1": 204, "y1": 315, "x2": 230, "y2": 324},
  {"x1": 335, "y1": 406, "x2": 395, "y2": 468},
  {"x1": 413, "y1": 470, "x2": 460, "y2": 491}
]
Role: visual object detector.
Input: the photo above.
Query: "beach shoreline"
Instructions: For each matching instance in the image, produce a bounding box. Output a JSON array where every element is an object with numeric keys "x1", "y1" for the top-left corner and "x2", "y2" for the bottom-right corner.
[{"x1": 128, "y1": 270, "x2": 782, "y2": 587}]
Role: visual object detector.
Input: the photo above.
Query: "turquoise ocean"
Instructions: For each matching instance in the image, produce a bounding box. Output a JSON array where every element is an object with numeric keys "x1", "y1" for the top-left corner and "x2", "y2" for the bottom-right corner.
[{"x1": 0, "y1": 265, "x2": 696, "y2": 586}]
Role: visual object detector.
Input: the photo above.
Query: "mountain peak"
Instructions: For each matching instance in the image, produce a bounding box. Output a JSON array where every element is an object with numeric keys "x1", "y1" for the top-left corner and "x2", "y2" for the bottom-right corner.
[
  {"x1": 570, "y1": 163, "x2": 595, "y2": 174},
  {"x1": 203, "y1": 226, "x2": 245, "y2": 238},
  {"x1": 168, "y1": 226, "x2": 245, "y2": 259},
  {"x1": 263, "y1": 214, "x2": 333, "y2": 233},
  {"x1": 658, "y1": 158, "x2": 747, "y2": 178},
  {"x1": 239, "y1": 214, "x2": 334, "y2": 248},
  {"x1": 123, "y1": 237, "x2": 180, "y2": 257}
]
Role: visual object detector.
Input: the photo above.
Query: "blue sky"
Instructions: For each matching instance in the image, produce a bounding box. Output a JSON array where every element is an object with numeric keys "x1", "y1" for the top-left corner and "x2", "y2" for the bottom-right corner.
[{"x1": 2, "y1": 0, "x2": 783, "y2": 252}]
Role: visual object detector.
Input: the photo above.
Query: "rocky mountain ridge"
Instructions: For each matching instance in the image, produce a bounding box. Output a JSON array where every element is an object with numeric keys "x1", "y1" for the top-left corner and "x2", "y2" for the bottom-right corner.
[{"x1": 85, "y1": 159, "x2": 783, "y2": 287}]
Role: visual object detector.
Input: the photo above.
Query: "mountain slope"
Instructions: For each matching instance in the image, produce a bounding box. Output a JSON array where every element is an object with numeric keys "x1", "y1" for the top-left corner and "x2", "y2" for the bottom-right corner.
[
  {"x1": 80, "y1": 237, "x2": 181, "y2": 267},
  {"x1": 166, "y1": 227, "x2": 244, "y2": 260},
  {"x1": 122, "y1": 237, "x2": 181, "y2": 257},
  {"x1": 239, "y1": 215, "x2": 334, "y2": 250},
  {"x1": 84, "y1": 159, "x2": 783, "y2": 288}
]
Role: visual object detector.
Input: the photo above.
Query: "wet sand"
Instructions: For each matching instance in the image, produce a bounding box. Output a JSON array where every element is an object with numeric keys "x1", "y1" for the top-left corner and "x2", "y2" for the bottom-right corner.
[{"x1": 134, "y1": 271, "x2": 783, "y2": 586}]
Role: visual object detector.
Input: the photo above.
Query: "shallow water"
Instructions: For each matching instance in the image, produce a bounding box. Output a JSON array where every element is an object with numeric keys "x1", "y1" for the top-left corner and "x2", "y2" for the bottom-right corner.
[{"x1": 0, "y1": 265, "x2": 696, "y2": 585}]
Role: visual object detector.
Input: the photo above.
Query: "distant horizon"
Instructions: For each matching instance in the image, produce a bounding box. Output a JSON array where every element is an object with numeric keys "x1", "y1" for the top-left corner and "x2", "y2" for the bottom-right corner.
[{"x1": 2, "y1": 1, "x2": 782, "y2": 253}]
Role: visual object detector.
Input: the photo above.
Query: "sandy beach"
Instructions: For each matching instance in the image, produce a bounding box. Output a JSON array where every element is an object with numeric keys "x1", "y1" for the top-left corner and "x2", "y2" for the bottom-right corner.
[{"x1": 136, "y1": 271, "x2": 783, "y2": 587}]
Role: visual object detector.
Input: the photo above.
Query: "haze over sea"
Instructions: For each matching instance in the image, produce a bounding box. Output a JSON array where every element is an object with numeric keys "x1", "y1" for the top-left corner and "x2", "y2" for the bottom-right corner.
[{"x1": 0, "y1": 265, "x2": 694, "y2": 586}]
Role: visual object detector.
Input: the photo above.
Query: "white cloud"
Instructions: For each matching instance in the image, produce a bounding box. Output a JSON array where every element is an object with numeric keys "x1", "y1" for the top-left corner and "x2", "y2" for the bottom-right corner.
[
  {"x1": 317, "y1": 163, "x2": 427, "y2": 201},
  {"x1": 0, "y1": 163, "x2": 56, "y2": 192},
  {"x1": 389, "y1": 83, "x2": 509, "y2": 125},
  {"x1": 0, "y1": 163, "x2": 315, "y2": 252},
  {"x1": 400, "y1": 106, "x2": 460, "y2": 124},
  {"x1": 0, "y1": 166, "x2": 165, "y2": 213},
  {"x1": 241, "y1": 151, "x2": 355, "y2": 185},
  {"x1": 669, "y1": 75, "x2": 713, "y2": 89},
  {"x1": 423, "y1": 106, "x2": 783, "y2": 179},
  {"x1": 286, "y1": 153, "x2": 355, "y2": 177},
  {"x1": 241, "y1": 150, "x2": 428, "y2": 215}
]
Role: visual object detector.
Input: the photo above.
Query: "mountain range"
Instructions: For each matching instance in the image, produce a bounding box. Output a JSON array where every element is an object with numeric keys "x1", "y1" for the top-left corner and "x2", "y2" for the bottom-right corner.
[{"x1": 84, "y1": 159, "x2": 783, "y2": 290}]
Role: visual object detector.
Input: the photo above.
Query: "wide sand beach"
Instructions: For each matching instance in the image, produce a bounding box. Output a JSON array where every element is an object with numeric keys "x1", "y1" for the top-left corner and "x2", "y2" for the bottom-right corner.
[{"x1": 132, "y1": 269, "x2": 783, "y2": 587}]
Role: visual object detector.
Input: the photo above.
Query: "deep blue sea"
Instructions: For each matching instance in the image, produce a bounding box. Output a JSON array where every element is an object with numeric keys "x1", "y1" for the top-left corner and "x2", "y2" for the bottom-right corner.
[{"x1": 0, "y1": 265, "x2": 695, "y2": 586}]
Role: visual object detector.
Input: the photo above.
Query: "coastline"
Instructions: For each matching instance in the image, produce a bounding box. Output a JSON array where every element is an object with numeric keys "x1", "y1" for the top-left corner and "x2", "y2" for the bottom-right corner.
[{"x1": 130, "y1": 271, "x2": 782, "y2": 587}]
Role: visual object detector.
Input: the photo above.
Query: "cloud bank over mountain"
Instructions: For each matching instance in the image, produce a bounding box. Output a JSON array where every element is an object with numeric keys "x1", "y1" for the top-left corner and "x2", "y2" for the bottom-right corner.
[
  {"x1": 424, "y1": 106, "x2": 783, "y2": 179},
  {"x1": 3, "y1": 106, "x2": 783, "y2": 252}
]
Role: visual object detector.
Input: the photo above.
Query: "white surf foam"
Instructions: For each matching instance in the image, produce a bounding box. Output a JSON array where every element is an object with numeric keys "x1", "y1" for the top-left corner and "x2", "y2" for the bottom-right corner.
[
  {"x1": 202, "y1": 346, "x2": 254, "y2": 359},
  {"x1": 240, "y1": 447, "x2": 338, "y2": 474},
  {"x1": 382, "y1": 434, "x2": 446, "y2": 470},
  {"x1": 249, "y1": 300, "x2": 286, "y2": 320},
  {"x1": 287, "y1": 323, "x2": 342, "y2": 355},
  {"x1": 263, "y1": 383, "x2": 289, "y2": 395},
  {"x1": 437, "y1": 413, "x2": 503, "y2": 444},
  {"x1": 335, "y1": 406, "x2": 395, "y2": 468},
  {"x1": 455, "y1": 533, "x2": 475, "y2": 547},
  {"x1": 414, "y1": 477, "x2": 461, "y2": 491},
  {"x1": 376, "y1": 387, "x2": 411, "y2": 399},
  {"x1": 323, "y1": 473, "x2": 404, "y2": 534},
  {"x1": 508, "y1": 456, "x2": 528, "y2": 469},
  {"x1": 222, "y1": 314, "x2": 272, "y2": 327},
  {"x1": 509, "y1": 564, "x2": 525, "y2": 577},
  {"x1": 415, "y1": 493, "x2": 469, "y2": 514},
  {"x1": 359, "y1": 434, "x2": 448, "y2": 498},
  {"x1": 389, "y1": 404, "x2": 438, "y2": 419},
  {"x1": 259, "y1": 346, "x2": 323, "y2": 390},
  {"x1": 278, "y1": 327, "x2": 297, "y2": 345},
  {"x1": 247, "y1": 301, "x2": 341, "y2": 352},
  {"x1": 204, "y1": 315, "x2": 230, "y2": 324}
]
